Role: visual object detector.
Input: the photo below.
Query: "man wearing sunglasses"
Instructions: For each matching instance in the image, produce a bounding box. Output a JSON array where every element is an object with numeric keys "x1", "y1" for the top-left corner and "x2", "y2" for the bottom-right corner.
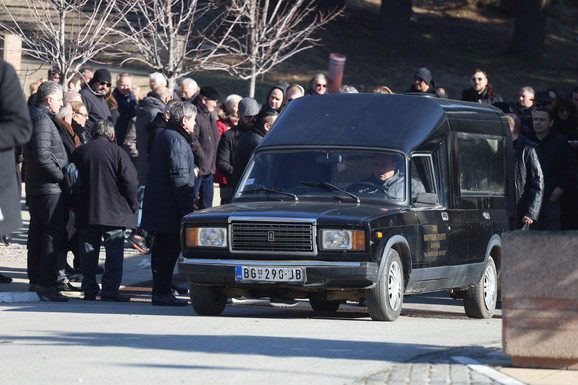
[
  {"x1": 80, "y1": 68, "x2": 113, "y2": 141},
  {"x1": 461, "y1": 69, "x2": 503, "y2": 105}
]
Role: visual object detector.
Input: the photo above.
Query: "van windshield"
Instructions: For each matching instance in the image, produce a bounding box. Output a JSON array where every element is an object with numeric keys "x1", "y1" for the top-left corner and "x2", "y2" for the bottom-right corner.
[{"x1": 235, "y1": 150, "x2": 409, "y2": 203}]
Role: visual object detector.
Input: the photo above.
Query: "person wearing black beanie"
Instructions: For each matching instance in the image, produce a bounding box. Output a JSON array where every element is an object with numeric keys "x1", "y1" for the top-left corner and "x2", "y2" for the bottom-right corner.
[{"x1": 80, "y1": 68, "x2": 113, "y2": 140}]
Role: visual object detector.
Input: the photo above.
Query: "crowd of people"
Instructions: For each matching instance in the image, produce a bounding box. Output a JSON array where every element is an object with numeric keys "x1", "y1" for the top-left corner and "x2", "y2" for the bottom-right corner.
[{"x1": 1, "y1": 60, "x2": 577, "y2": 306}]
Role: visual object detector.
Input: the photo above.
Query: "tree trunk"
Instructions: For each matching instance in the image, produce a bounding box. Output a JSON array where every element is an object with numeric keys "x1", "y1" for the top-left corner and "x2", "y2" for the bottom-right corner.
[
  {"x1": 510, "y1": 0, "x2": 551, "y2": 57},
  {"x1": 377, "y1": 0, "x2": 412, "y2": 44}
]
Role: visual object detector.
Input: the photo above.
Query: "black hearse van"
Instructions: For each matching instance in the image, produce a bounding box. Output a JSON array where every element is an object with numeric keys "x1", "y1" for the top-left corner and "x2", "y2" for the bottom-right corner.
[{"x1": 178, "y1": 94, "x2": 514, "y2": 321}]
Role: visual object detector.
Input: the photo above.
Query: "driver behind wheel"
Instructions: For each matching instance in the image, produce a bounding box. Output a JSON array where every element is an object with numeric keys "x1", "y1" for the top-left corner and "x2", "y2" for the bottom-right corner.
[{"x1": 349, "y1": 153, "x2": 425, "y2": 201}]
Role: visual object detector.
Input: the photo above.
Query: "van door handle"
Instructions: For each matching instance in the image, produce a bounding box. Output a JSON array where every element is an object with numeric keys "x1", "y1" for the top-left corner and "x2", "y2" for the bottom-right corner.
[{"x1": 483, "y1": 211, "x2": 490, "y2": 220}]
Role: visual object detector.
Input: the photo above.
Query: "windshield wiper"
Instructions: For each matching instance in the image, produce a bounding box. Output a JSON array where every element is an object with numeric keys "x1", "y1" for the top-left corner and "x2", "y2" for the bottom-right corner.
[
  {"x1": 299, "y1": 181, "x2": 360, "y2": 203},
  {"x1": 240, "y1": 185, "x2": 298, "y2": 201}
]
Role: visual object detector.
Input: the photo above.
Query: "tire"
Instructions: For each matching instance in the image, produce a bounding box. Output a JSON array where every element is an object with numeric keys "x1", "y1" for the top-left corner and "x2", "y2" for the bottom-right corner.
[
  {"x1": 463, "y1": 256, "x2": 497, "y2": 319},
  {"x1": 309, "y1": 297, "x2": 341, "y2": 312},
  {"x1": 366, "y1": 249, "x2": 404, "y2": 321},
  {"x1": 189, "y1": 284, "x2": 227, "y2": 316}
]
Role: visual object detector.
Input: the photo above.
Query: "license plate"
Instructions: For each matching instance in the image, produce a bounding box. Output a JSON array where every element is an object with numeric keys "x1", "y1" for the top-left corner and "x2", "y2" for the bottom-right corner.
[{"x1": 235, "y1": 266, "x2": 304, "y2": 283}]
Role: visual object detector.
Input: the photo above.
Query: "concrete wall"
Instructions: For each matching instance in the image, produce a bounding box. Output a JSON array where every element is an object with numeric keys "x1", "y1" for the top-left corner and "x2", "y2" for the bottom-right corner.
[{"x1": 502, "y1": 231, "x2": 578, "y2": 369}]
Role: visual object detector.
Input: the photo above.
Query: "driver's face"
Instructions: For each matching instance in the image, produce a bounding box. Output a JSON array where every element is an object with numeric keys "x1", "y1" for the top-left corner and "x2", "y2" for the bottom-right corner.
[{"x1": 372, "y1": 155, "x2": 396, "y2": 182}]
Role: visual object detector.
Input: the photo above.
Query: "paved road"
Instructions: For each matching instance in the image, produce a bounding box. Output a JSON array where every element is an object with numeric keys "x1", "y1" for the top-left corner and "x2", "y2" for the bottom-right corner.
[{"x1": 0, "y1": 293, "x2": 509, "y2": 385}]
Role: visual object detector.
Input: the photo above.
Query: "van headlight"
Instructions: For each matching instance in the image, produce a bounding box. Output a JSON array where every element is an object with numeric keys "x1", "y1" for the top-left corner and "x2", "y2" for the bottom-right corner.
[
  {"x1": 185, "y1": 227, "x2": 227, "y2": 248},
  {"x1": 320, "y1": 230, "x2": 365, "y2": 251}
]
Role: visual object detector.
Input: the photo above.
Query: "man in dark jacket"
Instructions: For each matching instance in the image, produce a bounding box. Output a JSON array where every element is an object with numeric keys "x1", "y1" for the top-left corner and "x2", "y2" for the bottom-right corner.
[
  {"x1": 141, "y1": 102, "x2": 197, "y2": 306},
  {"x1": 462, "y1": 69, "x2": 503, "y2": 105},
  {"x1": 0, "y1": 59, "x2": 33, "y2": 284},
  {"x1": 80, "y1": 68, "x2": 113, "y2": 140},
  {"x1": 112, "y1": 73, "x2": 137, "y2": 149},
  {"x1": 507, "y1": 114, "x2": 544, "y2": 229},
  {"x1": 406, "y1": 67, "x2": 437, "y2": 95},
  {"x1": 128, "y1": 86, "x2": 172, "y2": 254},
  {"x1": 528, "y1": 108, "x2": 577, "y2": 230},
  {"x1": 192, "y1": 86, "x2": 220, "y2": 210},
  {"x1": 71, "y1": 120, "x2": 139, "y2": 301},
  {"x1": 231, "y1": 109, "x2": 279, "y2": 191},
  {"x1": 23, "y1": 81, "x2": 69, "y2": 301},
  {"x1": 216, "y1": 97, "x2": 259, "y2": 203}
]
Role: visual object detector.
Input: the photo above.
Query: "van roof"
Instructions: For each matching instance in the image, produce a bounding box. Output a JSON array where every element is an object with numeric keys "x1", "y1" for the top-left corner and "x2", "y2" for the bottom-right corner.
[{"x1": 260, "y1": 94, "x2": 508, "y2": 154}]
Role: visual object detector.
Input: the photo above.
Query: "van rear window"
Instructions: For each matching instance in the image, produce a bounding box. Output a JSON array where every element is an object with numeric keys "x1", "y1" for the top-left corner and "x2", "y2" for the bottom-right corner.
[{"x1": 457, "y1": 134, "x2": 505, "y2": 195}]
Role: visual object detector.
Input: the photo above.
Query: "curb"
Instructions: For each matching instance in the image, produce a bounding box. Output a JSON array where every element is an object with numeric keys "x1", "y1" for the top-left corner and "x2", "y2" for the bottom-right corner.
[{"x1": 0, "y1": 291, "x2": 39, "y2": 303}]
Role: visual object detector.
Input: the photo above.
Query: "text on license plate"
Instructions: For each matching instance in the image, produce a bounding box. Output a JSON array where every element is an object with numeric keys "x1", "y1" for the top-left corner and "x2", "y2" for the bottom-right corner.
[{"x1": 235, "y1": 266, "x2": 304, "y2": 282}]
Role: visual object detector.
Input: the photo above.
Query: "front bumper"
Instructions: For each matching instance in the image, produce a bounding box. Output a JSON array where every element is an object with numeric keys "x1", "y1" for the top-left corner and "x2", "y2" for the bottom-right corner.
[{"x1": 178, "y1": 256, "x2": 378, "y2": 289}]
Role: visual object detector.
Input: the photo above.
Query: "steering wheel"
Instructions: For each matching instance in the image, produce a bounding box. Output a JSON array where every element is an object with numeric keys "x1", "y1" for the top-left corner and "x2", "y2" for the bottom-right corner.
[{"x1": 347, "y1": 181, "x2": 382, "y2": 194}]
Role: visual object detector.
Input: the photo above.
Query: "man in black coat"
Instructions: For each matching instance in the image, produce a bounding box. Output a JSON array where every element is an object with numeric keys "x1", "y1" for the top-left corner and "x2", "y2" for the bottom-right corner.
[
  {"x1": 216, "y1": 97, "x2": 259, "y2": 203},
  {"x1": 141, "y1": 102, "x2": 198, "y2": 306},
  {"x1": 80, "y1": 68, "x2": 113, "y2": 140},
  {"x1": 231, "y1": 109, "x2": 278, "y2": 191},
  {"x1": 528, "y1": 108, "x2": 577, "y2": 230},
  {"x1": 507, "y1": 114, "x2": 544, "y2": 229},
  {"x1": 461, "y1": 69, "x2": 503, "y2": 105},
  {"x1": 0, "y1": 59, "x2": 33, "y2": 284},
  {"x1": 71, "y1": 120, "x2": 139, "y2": 301},
  {"x1": 23, "y1": 81, "x2": 69, "y2": 301},
  {"x1": 192, "y1": 86, "x2": 220, "y2": 210},
  {"x1": 112, "y1": 73, "x2": 137, "y2": 149}
]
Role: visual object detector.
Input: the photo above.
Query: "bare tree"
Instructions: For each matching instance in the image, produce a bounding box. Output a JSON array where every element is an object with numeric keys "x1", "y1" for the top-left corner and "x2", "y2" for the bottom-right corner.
[
  {"x1": 114, "y1": 0, "x2": 239, "y2": 92},
  {"x1": 222, "y1": 0, "x2": 344, "y2": 97},
  {"x1": 0, "y1": 0, "x2": 132, "y2": 86}
]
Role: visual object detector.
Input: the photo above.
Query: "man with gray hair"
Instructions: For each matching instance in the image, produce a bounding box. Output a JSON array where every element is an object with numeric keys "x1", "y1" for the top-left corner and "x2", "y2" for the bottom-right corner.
[
  {"x1": 23, "y1": 81, "x2": 68, "y2": 301},
  {"x1": 149, "y1": 72, "x2": 167, "y2": 93},
  {"x1": 142, "y1": 102, "x2": 197, "y2": 306},
  {"x1": 181, "y1": 77, "x2": 199, "y2": 102},
  {"x1": 71, "y1": 120, "x2": 139, "y2": 301}
]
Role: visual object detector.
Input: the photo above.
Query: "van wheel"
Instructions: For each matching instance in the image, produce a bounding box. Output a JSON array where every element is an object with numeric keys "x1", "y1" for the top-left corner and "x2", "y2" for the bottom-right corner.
[
  {"x1": 366, "y1": 249, "x2": 404, "y2": 321},
  {"x1": 309, "y1": 297, "x2": 341, "y2": 312},
  {"x1": 189, "y1": 284, "x2": 227, "y2": 316},
  {"x1": 463, "y1": 257, "x2": 497, "y2": 319}
]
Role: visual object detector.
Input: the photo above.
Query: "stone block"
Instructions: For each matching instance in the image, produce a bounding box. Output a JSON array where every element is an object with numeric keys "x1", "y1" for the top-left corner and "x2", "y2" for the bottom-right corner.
[
  {"x1": 502, "y1": 231, "x2": 578, "y2": 369},
  {"x1": 0, "y1": 33, "x2": 22, "y2": 71}
]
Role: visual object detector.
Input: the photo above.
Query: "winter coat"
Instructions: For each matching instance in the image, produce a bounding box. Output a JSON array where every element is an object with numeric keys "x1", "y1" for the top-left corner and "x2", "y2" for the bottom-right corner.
[
  {"x1": 461, "y1": 85, "x2": 503, "y2": 105},
  {"x1": 0, "y1": 60, "x2": 33, "y2": 234},
  {"x1": 80, "y1": 87, "x2": 112, "y2": 140},
  {"x1": 113, "y1": 88, "x2": 137, "y2": 148},
  {"x1": 216, "y1": 122, "x2": 251, "y2": 183},
  {"x1": 71, "y1": 136, "x2": 139, "y2": 229},
  {"x1": 231, "y1": 125, "x2": 267, "y2": 190},
  {"x1": 23, "y1": 105, "x2": 68, "y2": 196},
  {"x1": 513, "y1": 135, "x2": 544, "y2": 227},
  {"x1": 135, "y1": 96, "x2": 165, "y2": 185},
  {"x1": 192, "y1": 98, "x2": 219, "y2": 176},
  {"x1": 528, "y1": 130, "x2": 577, "y2": 200},
  {"x1": 141, "y1": 122, "x2": 196, "y2": 234}
]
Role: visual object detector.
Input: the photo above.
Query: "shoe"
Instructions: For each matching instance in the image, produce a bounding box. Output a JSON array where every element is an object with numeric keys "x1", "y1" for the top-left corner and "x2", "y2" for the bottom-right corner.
[
  {"x1": 269, "y1": 298, "x2": 298, "y2": 307},
  {"x1": 127, "y1": 233, "x2": 150, "y2": 254},
  {"x1": 1, "y1": 235, "x2": 11, "y2": 246},
  {"x1": 96, "y1": 266, "x2": 104, "y2": 274},
  {"x1": 84, "y1": 293, "x2": 97, "y2": 301},
  {"x1": 0, "y1": 272, "x2": 12, "y2": 283},
  {"x1": 152, "y1": 293, "x2": 188, "y2": 306},
  {"x1": 36, "y1": 285, "x2": 69, "y2": 302},
  {"x1": 101, "y1": 294, "x2": 131, "y2": 302},
  {"x1": 170, "y1": 282, "x2": 188, "y2": 295},
  {"x1": 57, "y1": 282, "x2": 83, "y2": 292},
  {"x1": 358, "y1": 298, "x2": 367, "y2": 307}
]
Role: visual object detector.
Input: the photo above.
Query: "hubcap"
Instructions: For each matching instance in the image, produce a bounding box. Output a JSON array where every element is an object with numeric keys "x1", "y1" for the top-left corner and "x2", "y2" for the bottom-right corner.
[
  {"x1": 483, "y1": 264, "x2": 497, "y2": 310},
  {"x1": 387, "y1": 261, "x2": 403, "y2": 311}
]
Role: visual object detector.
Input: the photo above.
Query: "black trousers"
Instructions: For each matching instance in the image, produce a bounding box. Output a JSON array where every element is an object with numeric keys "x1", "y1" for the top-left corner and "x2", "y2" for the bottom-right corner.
[
  {"x1": 79, "y1": 226, "x2": 125, "y2": 297},
  {"x1": 151, "y1": 232, "x2": 181, "y2": 295},
  {"x1": 27, "y1": 194, "x2": 64, "y2": 287}
]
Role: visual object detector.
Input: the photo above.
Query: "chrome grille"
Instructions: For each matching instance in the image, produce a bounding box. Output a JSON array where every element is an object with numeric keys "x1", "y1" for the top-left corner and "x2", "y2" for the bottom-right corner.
[{"x1": 231, "y1": 222, "x2": 314, "y2": 253}]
